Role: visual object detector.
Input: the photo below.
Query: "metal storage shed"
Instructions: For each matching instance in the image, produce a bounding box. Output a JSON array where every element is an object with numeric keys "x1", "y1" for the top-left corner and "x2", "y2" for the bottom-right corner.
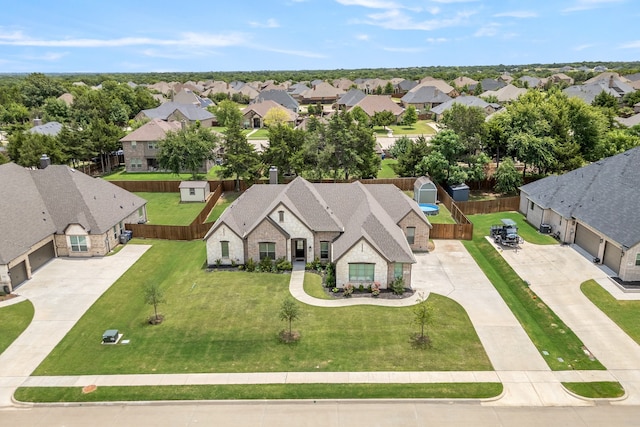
[{"x1": 413, "y1": 176, "x2": 437, "y2": 204}]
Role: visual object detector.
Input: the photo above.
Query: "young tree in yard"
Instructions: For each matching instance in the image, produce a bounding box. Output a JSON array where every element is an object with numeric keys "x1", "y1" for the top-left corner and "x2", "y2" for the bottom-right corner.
[
  {"x1": 219, "y1": 117, "x2": 261, "y2": 191},
  {"x1": 158, "y1": 124, "x2": 220, "y2": 180},
  {"x1": 402, "y1": 105, "x2": 418, "y2": 127},
  {"x1": 411, "y1": 294, "x2": 431, "y2": 349},
  {"x1": 213, "y1": 100, "x2": 242, "y2": 128},
  {"x1": 279, "y1": 297, "x2": 301, "y2": 343},
  {"x1": 144, "y1": 284, "x2": 166, "y2": 325},
  {"x1": 493, "y1": 158, "x2": 522, "y2": 195},
  {"x1": 350, "y1": 105, "x2": 370, "y2": 127},
  {"x1": 395, "y1": 136, "x2": 429, "y2": 177},
  {"x1": 263, "y1": 107, "x2": 290, "y2": 127},
  {"x1": 372, "y1": 110, "x2": 396, "y2": 128}
]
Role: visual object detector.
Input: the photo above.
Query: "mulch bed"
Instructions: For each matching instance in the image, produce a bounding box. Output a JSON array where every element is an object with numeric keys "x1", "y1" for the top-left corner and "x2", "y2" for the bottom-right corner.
[
  {"x1": 322, "y1": 287, "x2": 414, "y2": 300},
  {"x1": 0, "y1": 293, "x2": 17, "y2": 302}
]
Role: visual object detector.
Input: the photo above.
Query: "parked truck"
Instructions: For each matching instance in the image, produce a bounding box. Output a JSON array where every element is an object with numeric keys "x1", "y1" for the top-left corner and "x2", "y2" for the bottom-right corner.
[{"x1": 490, "y1": 218, "x2": 524, "y2": 248}]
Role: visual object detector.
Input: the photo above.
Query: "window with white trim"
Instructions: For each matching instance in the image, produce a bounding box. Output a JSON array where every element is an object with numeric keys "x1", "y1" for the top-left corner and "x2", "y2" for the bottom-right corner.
[
  {"x1": 221, "y1": 241, "x2": 229, "y2": 258},
  {"x1": 189, "y1": 188, "x2": 196, "y2": 196},
  {"x1": 131, "y1": 141, "x2": 137, "y2": 148},
  {"x1": 348, "y1": 263, "x2": 375, "y2": 282},
  {"x1": 394, "y1": 263, "x2": 403, "y2": 279},
  {"x1": 148, "y1": 142, "x2": 157, "y2": 150},
  {"x1": 259, "y1": 242, "x2": 276, "y2": 260},
  {"x1": 69, "y1": 235, "x2": 88, "y2": 252},
  {"x1": 320, "y1": 241, "x2": 329, "y2": 260}
]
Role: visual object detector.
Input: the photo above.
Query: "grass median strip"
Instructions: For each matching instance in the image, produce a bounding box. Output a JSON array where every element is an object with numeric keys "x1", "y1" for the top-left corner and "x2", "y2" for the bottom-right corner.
[
  {"x1": 562, "y1": 382, "x2": 625, "y2": 399},
  {"x1": 0, "y1": 300, "x2": 34, "y2": 355},
  {"x1": 464, "y1": 213, "x2": 604, "y2": 371},
  {"x1": 581, "y1": 279, "x2": 640, "y2": 345},
  {"x1": 15, "y1": 383, "x2": 503, "y2": 403}
]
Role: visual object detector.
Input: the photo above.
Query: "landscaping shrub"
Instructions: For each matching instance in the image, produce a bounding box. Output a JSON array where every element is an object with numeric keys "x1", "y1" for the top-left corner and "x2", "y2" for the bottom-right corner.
[
  {"x1": 343, "y1": 283, "x2": 354, "y2": 297},
  {"x1": 245, "y1": 258, "x2": 256, "y2": 272},
  {"x1": 258, "y1": 257, "x2": 273, "y2": 272},
  {"x1": 276, "y1": 257, "x2": 292, "y2": 272},
  {"x1": 325, "y1": 263, "x2": 336, "y2": 288},
  {"x1": 390, "y1": 277, "x2": 405, "y2": 295}
]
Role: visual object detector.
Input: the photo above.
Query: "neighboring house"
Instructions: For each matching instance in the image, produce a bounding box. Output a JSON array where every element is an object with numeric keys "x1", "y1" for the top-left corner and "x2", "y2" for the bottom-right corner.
[
  {"x1": 333, "y1": 78, "x2": 356, "y2": 91},
  {"x1": 417, "y1": 77, "x2": 457, "y2": 96},
  {"x1": 518, "y1": 76, "x2": 545, "y2": 88},
  {"x1": 57, "y1": 92, "x2": 74, "y2": 106},
  {"x1": 430, "y1": 96, "x2": 501, "y2": 121},
  {"x1": 480, "y1": 84, "x2": 527, "y2": 103},
  {"x1": 584, "y1": 73, "x2": 636, "y2": 97},
  {"x1": 550, "y1": 73, "x2": 574, "y2": 86},
  {"x1": 179, "y1": 181, "x2": 210, "y2": 203},
  {"x1": 0, "y1": 162, "x2": 147, "y2": 292},
  {"x1": 135, "y1": 102, "x2": 215, "y2": 127},
  {"x1": 204, "y1": 177, "x2": 431, "y2": 289},
  {"x1": 299, "y1": 82, "x2": 345, "y2": 104},
  {"x1": 400, "y1": 86, "x2": 452, "y2": 112},
  {"x1": 255, "y1": 89, "x2": 300, "y2": 113},
  {"x1": 615, "y1": 113, "x2": 640, "y2": 128},
  {"x1": 519, "y1": 146, "x2": 640, "y2": 282},
  {"x1": 563, "y1": 83, "x2": 620, "y2": 105},
  {"x1": 242, "y1": 100, "x2": 297, "y2": 128},
  {"x1": 348, "y1": 95, "x2": 404, "y2": 123},
  {"x1": 120, "y1": 119, "x2": 182, "y2": 172},
  {"x1": 336, "y1": 89, "x2": 367, "y2": 109},
  {"x1": 396, "y1": 79, "x2": 418, "y2": 94},
  {"x1": 172, "y1": 89, "x2": 213, "y2": 108},
  {"x1": 287, "y1": 83, "x2": 310, "y2": 101},
  {"x1": 28, "y1": 121, "x2": 63, "y2": 137},
  {"x1": 452, "y1": 76, "x2": 478, "y2": 89},
  {"x1": 471, "y1": 78, "x2": 506, "y2": 92}
]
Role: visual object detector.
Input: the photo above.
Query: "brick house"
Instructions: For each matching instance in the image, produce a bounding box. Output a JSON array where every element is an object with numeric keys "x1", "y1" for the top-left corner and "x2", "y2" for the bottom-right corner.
[
  {"x1": 204, "y1": 177, "x2": 431, "y2": 289},
  {"x1": 120, "y1": 119, "x2": 183, "y2": 172}
]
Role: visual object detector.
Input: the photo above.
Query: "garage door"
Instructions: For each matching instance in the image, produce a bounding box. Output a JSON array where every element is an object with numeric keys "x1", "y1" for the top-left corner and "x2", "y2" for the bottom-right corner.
[
  {"x1": 9, "y1": 261, "x2": 28, "y2": 289},
  {"x1": 29, "y1": 241, "x2": 55, "y2": 272},
  {"x1": 575, "y1": 223, "x2": 600, "y2": 257},
  {"x1": 603, "y1": 241, "x2": 622, "y2": 274}
]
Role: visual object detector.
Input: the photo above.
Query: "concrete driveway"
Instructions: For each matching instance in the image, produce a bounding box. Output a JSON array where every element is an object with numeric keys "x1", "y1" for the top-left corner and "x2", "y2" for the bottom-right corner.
[
  {"x1": 496, "y1": 242, "x2": 640, "y2": 404},
  {"x1": 0, "y1": 244, "x2": 150, "y2": 407}
]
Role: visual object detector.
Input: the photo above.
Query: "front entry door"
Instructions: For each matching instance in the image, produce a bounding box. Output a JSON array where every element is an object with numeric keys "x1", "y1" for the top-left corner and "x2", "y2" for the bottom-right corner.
[{"x1": 295, "y1": 240, "x2": 305, "y2": 260}]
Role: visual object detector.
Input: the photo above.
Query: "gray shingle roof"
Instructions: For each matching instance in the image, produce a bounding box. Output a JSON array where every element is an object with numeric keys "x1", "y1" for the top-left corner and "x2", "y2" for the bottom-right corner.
[
  {"x1": 206, "y1": 177, "x2": 429, "y2": 264},
  {"x1": 430, "y1": 96, "x2": 492, "y2": 115},
  {"x1": 336, "y1": 89, "x2": 366, "y2": 107},
  {"x1": 401, "y1": 86, "x2": 452, "y2": 104},
  {"x1": 255, "y1": 89, "x2": 299, "y2": 111},
  {"x1": 520, "y1": 147, "x2": 640, "y2": 249},
  {"x1": 28, "y1": 121, "x2": 63, "y2": 136},
  {"x1": 0, "y1": 163, "x2": 146, "y2": 264},
  {"x1": 139, "y1": 102, "x2": 214, "y2": 122}
]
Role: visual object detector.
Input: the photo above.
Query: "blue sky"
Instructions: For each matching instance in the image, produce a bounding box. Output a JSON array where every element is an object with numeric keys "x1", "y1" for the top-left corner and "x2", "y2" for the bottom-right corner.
[{"x1": 0, "y1": 0, "x2": 638, "y2": 73}]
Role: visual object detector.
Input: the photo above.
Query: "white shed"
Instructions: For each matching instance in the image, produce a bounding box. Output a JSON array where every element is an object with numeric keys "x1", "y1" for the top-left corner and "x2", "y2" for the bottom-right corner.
[
  {"x1": 179, "y1": 181, "x2": 210, "y2": 202},
  {"x1": 413, "y1": 176, "x2": 437, "y2": 204}
]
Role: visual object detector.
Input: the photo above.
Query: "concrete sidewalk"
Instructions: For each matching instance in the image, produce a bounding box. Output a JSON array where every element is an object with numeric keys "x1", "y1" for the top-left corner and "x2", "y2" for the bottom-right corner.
[
  {"x1": 496, "y1": 241, "x2": 640, "y2": 405},
  {"x1": 0, "y1": 244, "x2": 151, "y2": 408}
]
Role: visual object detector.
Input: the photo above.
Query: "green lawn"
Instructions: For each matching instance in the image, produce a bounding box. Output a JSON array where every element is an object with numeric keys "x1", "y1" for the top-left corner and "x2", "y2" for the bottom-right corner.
[
  {"x1": 303, "y1": 273, "x2": 332, "y2": 300},
  {"x1": 562, "y1": 382, "x2": 625, "y2": 399},
  {"x1": 468, "y1": 212, "x2": 557, "y2": 245},
  {"x1": 0, "y1": 300, "x2": 34, "y2": 355},
  {"x1": 373, "y1": 121, "x2": 436, "y2": 136},
  {"x1": 426, "y1": 204, "x2": 456, "y2": 224},
  {"x1": 581, "y1": 279, "x2": 640, "y2": 345},
  {"x1": 205, "y1": 191, "x2": 241, "y2": 223},
  {"x1": 103, "y1": 166, "x2": 222, "y2": 181},
  {"x1": 134, "y1": 192, "x2": 205, "y2": 226},
  {"x1": 15, "y1": 383, "x2": 503, "y2": 403},
  {"x1": 247, "y1": 128, "x2": 270, "y2": 139},
  {"x1": 377, "y1": 158, "x2": 398, "y2": 178},
  {"x1": 33, "y1": 240, "x2": 492, "y2": 376},
  {"x1": 463, "y1": 212, "x2": 604, "y2": 371}
]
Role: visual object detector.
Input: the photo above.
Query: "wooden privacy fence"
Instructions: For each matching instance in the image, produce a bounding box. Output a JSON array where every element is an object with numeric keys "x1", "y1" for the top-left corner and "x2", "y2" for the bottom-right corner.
[
  {"x1": 124, "y1": 183, "x2": 222, "y2": 240},
  {"x1": 456, "y1": 197, "x2": 520, "y2": 215},
  {"x1": 432, "y1": 184, "x2": 474, "y2": 240}
]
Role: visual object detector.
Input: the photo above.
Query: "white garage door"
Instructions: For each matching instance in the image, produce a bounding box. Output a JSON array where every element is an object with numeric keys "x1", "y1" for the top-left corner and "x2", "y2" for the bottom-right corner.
[
  {"x1": 603, "y1": 241, "x2": 622, "y2": 274},
  {"x1": 575, "y1": 223, "x2": 600, "y2": 257}
]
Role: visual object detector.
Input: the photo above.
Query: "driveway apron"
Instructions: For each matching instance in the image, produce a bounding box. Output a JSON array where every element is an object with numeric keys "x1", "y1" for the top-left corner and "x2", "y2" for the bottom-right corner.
[{"x1": 0, "y1": 244, "x2": 150, "y2": 407}]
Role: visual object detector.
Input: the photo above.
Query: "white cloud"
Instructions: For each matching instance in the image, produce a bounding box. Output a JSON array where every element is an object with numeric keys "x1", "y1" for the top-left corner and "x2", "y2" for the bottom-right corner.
[
  {"x1": 474, "y1": 23, "x2": 500, "y2": 37},
  {"x1": 430, "y1": 0, "x2": 479, "y2": 3},
  {"x1": 573, "y1": 43, "x2": 598, "y2": 51},
  {"x1": 562, "y1": 0, "x2": 624, "y2": 13},
  {"x1": 363, "y1": 9, "x2": 475, "y2": 31},
  {"x1": 249, "y1": 18, "x2": 280, "y2": 28},
  {"x1": 356, "y1": 34, "x2": 370, "y2": 40},
  {"x1": 257, "y1": 46, "x2": 328, "y2": 58},
  {"x1": 335, "y1": 0, "x2": 401, "y2": 8},
  {"x1": 19, "y1": 51, "x2": 67, "y2": 61},
  {"x1": 0, "y1": 31, "x2": 249, "y2": 48},
  {"x1": 426, "y1": 37, "x2": 448, "y2": 43},
  {"x1": 619, "y1": 40, "x2": 640, "y2": 49},
  {"x1": 494, "y1": 11, "x2": 538, "y2": 18}
]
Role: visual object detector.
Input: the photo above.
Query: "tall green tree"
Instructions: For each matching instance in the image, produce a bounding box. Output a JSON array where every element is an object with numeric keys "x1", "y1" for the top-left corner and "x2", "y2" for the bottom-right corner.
[
  {"x1": 493, "y1": 158, "x2": 522, "y2": 195},
  {"x1": 262, "y1": 123, "x2": 305, "y2": 178},
  {"x1": 395, "y1": 136, "x2": 429, "y2": 177},
  {"x1": 371, "y1": 110, "x2": 396, "y2": 128},
  {"x1": 441, "y1": 103, "x2": 485, "y2": 160},
  {"x1": 7, "y1": 131, "x2": 67, "y2": 167},
  {"x1": 158, "y1": 124, "x2": 220, "y2": 180},
  {"x1": 21, "y1": 73, "x2": 65, "y2": 108},
  {"x1": 219, "y1": 117, "x2": 261, "y2": 191},
  {"x1": 214, "y1": 100, "x2": 243, "y2": 128},
  {"x1": 85, "y1": 118, "x2": 125, "y2": 173}
]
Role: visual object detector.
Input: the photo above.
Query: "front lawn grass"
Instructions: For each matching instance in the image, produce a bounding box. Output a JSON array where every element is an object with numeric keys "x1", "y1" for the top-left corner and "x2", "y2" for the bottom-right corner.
[
  {"x1": 303, "y1": 273, "x2": 331, "y2": 300},
  {"x1": 15, "y1": 383, "x2": 503, "y2": 403},
  {"x1": 33, "y1": 240, "x2": 492, "y2": 376},
  {"x1": 581, "y1": 279, "x2": 640, "y2": 345},
  {"x1": 463, "y1": 213, "x2": 604, "y2": 370},
  {"x1": 0, "y1": 300, "x2": 34, "y2": 355},
  {"x1": 562, "y1": 382, "x2": 625, "y2": 399},
  {"x1": 247, "y1": 128, "x2": 270, "y2": 139},
  {"x1": 373, "y1": 121, "x2": 436, "y2": 136},
  {"x1": 377, "y1": 158, "x2": 398, "y2": 178},
  {"x1": 134, "y1": 192, "x2": 205, "y2": 226},
  {"x1": 205, "y1": 191, "x2": 241, "y2": 223}
]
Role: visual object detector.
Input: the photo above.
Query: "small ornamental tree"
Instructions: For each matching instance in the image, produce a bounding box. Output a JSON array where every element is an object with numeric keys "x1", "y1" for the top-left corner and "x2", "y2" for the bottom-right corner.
[
  {"x1": 402, "y1": 105, "x2": 418, "y2": 128},
  {"x1": 411, "y1": 294, "x2": 431, "y2": 349},
  {"x1": 494, "y1": 157, "x2": 523, "y2": 195},
  {"x1": 279, "y1": 297, "x2": 301, "y2": 343},
  {"x1": 144, "y1": 284, "x2": 166, "y2": 325}
]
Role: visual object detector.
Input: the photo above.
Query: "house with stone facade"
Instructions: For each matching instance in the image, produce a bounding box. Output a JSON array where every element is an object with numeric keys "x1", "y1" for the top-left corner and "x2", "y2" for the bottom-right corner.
[
  {"x1": 0, "y1": 162, "x2": 147, "y2": 292},
  {"x1": 519, "y1": 146, "x2": 640, "y2": 282},
  {"x1": 120, "y1": 119, "x2": 183, "y2": 172},
  {"x1": 204, "y1": 177, "x2": 431, "y2": 289}
]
